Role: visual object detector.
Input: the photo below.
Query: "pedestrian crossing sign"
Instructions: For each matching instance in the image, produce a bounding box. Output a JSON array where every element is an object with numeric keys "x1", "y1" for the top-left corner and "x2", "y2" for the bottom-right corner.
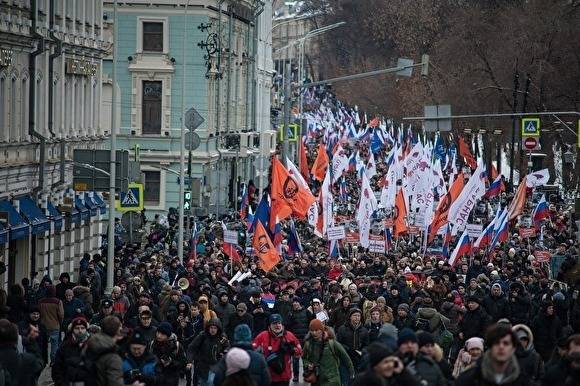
[
  {"x1": 116, "y1": 183, "x2": 144, "y2": 212},
  {"x1": 521, "y1": 118, "x2": 540, "y2": 137}
]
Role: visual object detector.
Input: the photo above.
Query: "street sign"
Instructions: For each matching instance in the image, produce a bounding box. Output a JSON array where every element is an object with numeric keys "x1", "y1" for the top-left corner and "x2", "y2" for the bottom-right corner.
[
  {"x1": 396, "y1": 58, "x2": 414, "y2": 77},
  {"x1": 521, "y1": 118, "x2": 540, "y2": 136},
  {"x1": 522, "y1": 136, "x2": 539, "y2": 151},
  {"x1": 224, "y1": 230, "x2": 238, "y2": 245},
  {"x1": 278, "y1": 124, "x2": 299, "y2": 142},
  {"x1": 424, "y1": 104, "x2": 452, "y2": 132},
  {"x1": 184, "y1": 107, "x2": 205, "y2": 131},
  {"x1": 185, "y1": 131, "x2": 201, "y2": 151},
  {"x1": 117, "y1": 183, "x2": 144, "y2": 212},
  {"x1": 184, "y1": 191, "x2": 192, "y2": 211},
  {"x1": 73, "y1": 149, "x2": 129, "y2": 192}
]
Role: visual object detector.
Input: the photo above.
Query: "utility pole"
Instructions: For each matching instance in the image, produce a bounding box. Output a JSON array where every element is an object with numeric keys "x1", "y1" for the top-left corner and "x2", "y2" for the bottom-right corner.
[
  {"x1": 509, "y1": 70, "x2": 519, "y2": 191},
  {"x1": 106, "y1": 0, "x2": 118, "y2": 294}
]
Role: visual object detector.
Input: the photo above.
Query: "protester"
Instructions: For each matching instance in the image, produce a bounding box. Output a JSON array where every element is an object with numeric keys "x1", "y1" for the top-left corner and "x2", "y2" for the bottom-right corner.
[
  {"x1": 150, "y1": 321, "x2": 187, "y2": 386},
  {"x1": 38, "y1": 284, "x2": 64, "y2": 363},
  {"x1": 84, "y1": 315, "x2": 126, "y2": 386},
  {"x1": 0, "y1": 318, "x2": 44, "y2": 386},
  {"x1": 351, "y1": 342, "x2": 421, "y2": 386},
  {"x1": 52, "y1": 316, "x2": 91, "y2": 386},
  {"x1": 187, "y1": 318, "x2": 229, "y2": 386}
]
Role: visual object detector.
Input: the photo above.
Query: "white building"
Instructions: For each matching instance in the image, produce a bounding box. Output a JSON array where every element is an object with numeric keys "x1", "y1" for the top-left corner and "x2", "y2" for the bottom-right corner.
[{"x1": 0, "y1": 0, "x2": 109, "y2": 288}]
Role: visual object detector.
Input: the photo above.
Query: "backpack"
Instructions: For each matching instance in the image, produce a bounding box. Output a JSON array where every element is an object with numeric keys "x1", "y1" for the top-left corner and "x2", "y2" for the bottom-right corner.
[
  {"x1": 415, "y1": 317, "x2": 430, "y2": 331},
  {"x1": 79, "y1": 345, "x2": 117, "y2": 386}
]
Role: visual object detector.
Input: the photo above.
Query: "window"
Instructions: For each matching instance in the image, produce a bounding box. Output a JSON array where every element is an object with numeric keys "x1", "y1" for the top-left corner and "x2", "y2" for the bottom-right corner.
[
  {"x1": 143, "y1": 171, "x2": 161, "y2": 204},
  {"x1": 142, "y1": 80, "x2": 162, "y2": 134},
  {"x1": 142, "y1": 22, "x2": 164, "y2": 52},
  {"x1": 0, "y1": 78, "x2": 5, "y2": 140}
]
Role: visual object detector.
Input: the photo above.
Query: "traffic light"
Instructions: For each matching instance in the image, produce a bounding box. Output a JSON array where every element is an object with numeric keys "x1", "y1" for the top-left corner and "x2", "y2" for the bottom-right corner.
[{"x1": 184, "y1": 191, "x2": 192, "y2": 211}]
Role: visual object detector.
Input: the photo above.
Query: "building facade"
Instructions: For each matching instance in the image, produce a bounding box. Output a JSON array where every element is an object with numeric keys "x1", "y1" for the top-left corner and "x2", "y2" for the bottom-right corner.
[
  {"x1": 0, "y1": 0, "x2": 109, "y2": 288},
  {"x1": 102, "y1": 0, "x2": 276, "y2": 218}
]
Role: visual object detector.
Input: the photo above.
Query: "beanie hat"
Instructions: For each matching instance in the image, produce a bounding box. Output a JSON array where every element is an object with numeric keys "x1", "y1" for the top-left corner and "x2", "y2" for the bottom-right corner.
[
  {"x1": 367, "y1": 342, "x2": 393, "y2": 368},
  {"x1": 309, "y1": 319, "x2": 324, "y2": 332},
  {"x1": 225, "y1": 347, "x2": 251, "y2": 376},
  {"x1": 397, "y1": 328, "x2": 417, "y2": 346},
  {"x1": 466, "y1": 337, "x2": 484, "y2": 351},
  {"x1": 269, "y1": 314, "x2": 283, "y2": 324},
  {"x1": 348, "y1": 308, "x2": 362, "y2": 318},
  {"x1": 157, "y1": 322, "x2": 173, "y2": 337},
  {"x1": 397, "y1": 303, "x2": 410, "y2": 313},
  {"x1": 233, "y1": 324, "x2": 252, "y2": 344},
  {"x1": 70, "y1": 316, "x2": 88, "y2": 329},
  {"x1": 417, "y1": 332, "x2": 435, "y2": 347},
  {"x1": 129, "y1": 331, "x2": 148, "y2": 346}
]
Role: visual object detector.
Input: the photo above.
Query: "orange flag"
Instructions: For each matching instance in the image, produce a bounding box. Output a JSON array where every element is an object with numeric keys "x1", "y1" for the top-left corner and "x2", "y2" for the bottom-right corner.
[
  {"x1": 458, "y1": 136, "x2": 477, "y2": 169},
  {"x1": 428, "y1": 172, "x2": 465, "y2": 243},
  {"x1": 368, "y1": 117, "x2": 380, "y2": 128},
  {"x1": 490, "y1": 164, "x2": 499, "y2": 180},
  {"x1": 394, "y1": 189, "x2": 408, "y2": 238},
  {"x1": 271, "y1": 157, "x2": 316, "y2": 223},
  {"x1": 253, "y1": 220, "x2": 281, "y2": 272},
  {"x1": 508, "y1": 176, "x2": 527, "y2": 220},
  {"x1": 311, "y1": 143, "x2": 329, "y2": 182},
  {"x1": 299, "y1": 140, "x2": 310, "y2": 181}
]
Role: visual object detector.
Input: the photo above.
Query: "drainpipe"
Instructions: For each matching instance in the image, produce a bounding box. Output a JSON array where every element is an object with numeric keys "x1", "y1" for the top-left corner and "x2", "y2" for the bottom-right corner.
[
  {"x1": 215, "y1": 0, "x2": 225, "y2": 217},
  {"x1": 226, "y1": 7, "x2": 233, "y2": 134},
  {"x1": 48, "y1": 0, "x2": 65, "y2": 189},
  {"x1": 30, "y1": 0, "x2": 48, "y2": 195},
  {"x1": 251, "y1": 1, "x2": 264, "y2": 134}
]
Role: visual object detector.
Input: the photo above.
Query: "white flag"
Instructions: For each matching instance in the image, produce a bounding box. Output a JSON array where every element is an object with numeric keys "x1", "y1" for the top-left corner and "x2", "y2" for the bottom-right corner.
[
  {"x1": 365, "y1": 151, "x2": 377, "y2": 180},
  {"x1": 526, "y1": 168, "x2": 550, "y2": 188},
  {"x1": 321, "y1": 167, "x2": 334, "y2": 236},
  {"x1": 288, "y1": 157, "x2": 319, "y2": 230},
  {"x1": 357, "y1": 173, "x2": 377, "y2": 248},
  {"x1": 448, "y1": 162, "x2": 486, "y2": 227},
  {"x1": 331, "y1": 145, "x2": 350, "y2": 183}
]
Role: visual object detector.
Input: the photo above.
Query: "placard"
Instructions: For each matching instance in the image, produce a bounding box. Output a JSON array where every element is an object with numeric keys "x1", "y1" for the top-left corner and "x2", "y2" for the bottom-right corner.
[
  {"x1": 519, "y1": 227, "x2": 536, "y2": 238},
  {"x1": 369, "y1": 234, "x2": 385, "y2": 253},
  {"x1": 466, "y1": 223, "x2": 483, "y2": 238},
  {"x1": 383, "y1": 218, "x2": 394, "y2": 228},
  {"x1": 224, "y1": 230, "x2": 238, "y2": 245},
  {"x1": 408, "y1": 226, "x2": 421, "y2": 235},
  {"x1": 534, "y1": 250, "x2": 551, "y2": 262},
  {"x1": 345, "y1": 230, "x2": 359, "y2": 244},
  {"x1": 327, "y1": 225, "x2": 346, "y2": 240}
]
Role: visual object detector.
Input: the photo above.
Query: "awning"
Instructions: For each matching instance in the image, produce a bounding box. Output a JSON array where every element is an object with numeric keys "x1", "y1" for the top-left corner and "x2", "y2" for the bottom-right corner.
[
  {"x1": 18, "y1": 196, "x2": 50, "y2": 235},
  {"x1": 84, "y1": 195, "x2": 99, "y2": 217},
  {"x1": 47, "y1": 202, "x2": 63, "y2": 231},
  {"x1": 0, "y1": 223, "x2": 7, "y2": 245},
  {"x1": 93, "y1": 193, "x2": 107, "y2": 215},
  {"x1": 70, "y1": 205, "x2": 81, "y2": 224},
  {"x1": 0, "y1": 200, "x2": 29, "y2": 240},
  {"x1": 75, "y1": 198, "x2": 90, "y2": 222}
]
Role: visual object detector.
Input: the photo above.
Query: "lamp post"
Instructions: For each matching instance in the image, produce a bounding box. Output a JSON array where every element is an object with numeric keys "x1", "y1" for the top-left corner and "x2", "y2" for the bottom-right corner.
[{"x1": 106, "y1": 0, "x2": 118, "y2": 294}]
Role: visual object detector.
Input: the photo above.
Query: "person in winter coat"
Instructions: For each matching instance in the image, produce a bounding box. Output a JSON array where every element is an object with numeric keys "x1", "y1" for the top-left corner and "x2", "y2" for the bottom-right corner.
[
  {"x1": 365, "y1": 307, "x2": 384, "y2": 342},
  {"x1": 455, "y1": 324, "x2": 529, "y2": 386},
  {"x1": 63, "y1": 289, "x2": 86, "y2": 330},
  {"x1": 531, "y1": 301, "x2": 563, "y2": 361},
  {"x1": 187, "y1": 318, "x2": 229, "y2": 386},
  {"x1": 509, "y1": 282, "x2": 531, "y2": 325},
  {"x1": 52, "y1": 317, "x2": 92, "y2": 386},
  {"x1": 122, "y1": 331, "x2": 157, "y2": 386},
  {"x1": 302, "y1": 319, "x2": 354, "y2": 386},
  {"x1": 466, "y1": 278, "x2": 486, "y2": 299},
  {"x1": 483, "y1": 283, "x2": 511, "y2": 322},
  {"x1": 55, "y1": 272, "x2": 76, "y2": 301},
  {"x1": 336, "y1": 308, "x2": 370, "y2": 370},
  {"x1": 0, "y1": 318, "x2": 44, "y2": 386},
  {"x1": 396, "y1": 328, "x2": 447, "y2": 386},
  {"x1": 285, "y1": 297, "x2": 312, "y2": 381},
  {"x1": 134, "y1": 309, "x2": 158, "y2": 345},
  {"x1": 452, "y1": 337, "x2": 484, "y2": 378},
  {"x1": 73, "y1": 277, "x2": 94, "y2": 317},
  {"x1": 17, "y1": 305, "x2": 49, "y2": 363},
  {"x1": 393, "y1": 303, "x2": 415, "y2": 331},
  {"x1": 214, "y1": 290, "x2": 236, "y2": 330},
  {"x1": 512, "y1": 324, "x2": 544, "y2": 385},
  {"x1": 84, "y1": 315, "x2": 125, "y2": 386},
  {"x1": 459, "y1": 296, "x2": 491, "y2": 341},
  {"x1": 212, "y1": 324, "x2": 271, "y2": 386},
  {"x1": 38, "y1": 284, "x2": 64, "y2": 363},
  {"x1": 150, "y1": 322, "x2": 188, "y2": 386},
  {"x1": 253, "y1": 313, "x2": 303, "y2": 386},
  {"x1": 329, "y1": 295, "x2": 352, "y2": 328},
  {"x1": 375, "y1": 296, "x2": 395, "y2": 324},
  {"x1": 376, "y1": 323, "x2": 399, "y2": 352},
  {"x1": 541, "y1": 333, "x2": 580, "y2": 386},
  {"x1": 351, "y1": 342, "x2": 421, "y2": 386},
  {"x1": 226, "y1": 302, "x2": 254, "y2": 339}
]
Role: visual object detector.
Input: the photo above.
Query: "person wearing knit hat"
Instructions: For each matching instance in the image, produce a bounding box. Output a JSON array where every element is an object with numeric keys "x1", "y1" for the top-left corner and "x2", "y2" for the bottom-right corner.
[
  {"x1": 198, "y1": 294, "x2": 217, "y2": 324},
  {"x1": 225, "y1": 347, "x2": 251, "y2": 375},
  {"x1": 123, "y1": 331, "x2": 157, "y2": 385},
  {"x1": 397, "y1": 328, "x2": 418, "y2": 347},
  {"x1": 452, "y1": 337, "x2": 484, "y2": 378},
  {"x1": 460, "y1": 293, "x2": 492, "y2": 341},
  {"x1": 156, "y1": 321, "x2": 172, "y2": 337},
  {"x1": 417, "y1": 331, "x2": 435, "y2": 348},
  {"x1": 336, "y1": 307, "x2": 369, "y2": 370},
  {"x1": 398, "y1": 328, "x2": 447, "y2": 385},
  {"x1": 351, "y1": 343, "x2": 412, "y2": 385},
  {"x1": 51, "y1": 315, "x2": 92, "y2": 384}
]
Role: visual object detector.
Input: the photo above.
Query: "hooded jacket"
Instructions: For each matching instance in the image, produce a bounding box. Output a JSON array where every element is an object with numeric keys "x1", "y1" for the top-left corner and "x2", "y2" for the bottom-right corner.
[
  {"x1": 455, "y1": 351, "x2": 529, "y2": 386},
  {"x1": 187, "y1": 317, "x2": 229, "y2": 380},
  {"x1": 84, "y1": 333, "x2": 124, "y2": 386},
  {"x1": 211, "y1": 341, "x2": 271, "y2": 386},
  {"x1": 150, "y1": 332, "x2": 187, "y2": 386},
  {"x1": 460, "y1": 304, "x2": 491, "y2": 340},
  {"x1": 531, "y1": 303, "x2": 563, "y2": 361},
  {"x1": 483, "y1": 286, "x2": 511, "y2": 322},
  {"x1": 252, "y1": 325, "x2": 303, "y2": 382},
  {"x1": 122, "y1": 350, "x2": 157, "y2": 386},
  {"x1": 303, "y1": 328, "x2": 354, "y2": 386},
  {"x1": 509, "y1": 283, "x2": 531, "y2": 325},
  {"x1": 55, "y1": 273, "x2": 76, "y2": 301},
  {"x1": 512, "y1": 324, "x2": 544, "y2": 385},
  {"x1": 415, "y1": 307, "x2": 450, "y2": 341}
]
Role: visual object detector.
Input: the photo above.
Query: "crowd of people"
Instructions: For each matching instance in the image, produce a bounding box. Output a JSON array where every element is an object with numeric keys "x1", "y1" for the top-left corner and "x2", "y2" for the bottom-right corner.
[{"x1": 0, "y1": 88, "x2": 579, "y2": 386}]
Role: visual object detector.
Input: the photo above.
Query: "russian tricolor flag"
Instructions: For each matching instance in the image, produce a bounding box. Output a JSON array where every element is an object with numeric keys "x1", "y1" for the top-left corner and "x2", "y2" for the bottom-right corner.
[
  {"x1": 448, "y1": 229, "x2": 471, "y2": 267},
  {"x1": 484, "y1": 175, "x2": 505, "y2": 199},
  {"x1": 442, "y1": 224, "x2": 452, "y2": 258},
  {"x1": 532, "y1": 194, "x2": 550, "y2": 226},
  {"x1": 287, "y1": 220, "x2": 302, "y2": 255},
  {"x1": 490, "y1": 209, "x2": 509, "y2": 249},
  {"x1": 474, "y1": 219, "x2": 495, "y2": 250}
]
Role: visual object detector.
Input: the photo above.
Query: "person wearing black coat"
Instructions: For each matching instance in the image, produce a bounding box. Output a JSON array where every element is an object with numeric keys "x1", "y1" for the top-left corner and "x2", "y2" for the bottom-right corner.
[
  {"x1": 51, "y1": 317, "x2": 91, "y2": 386},
  {"x1": 531, "y1": 301, "x2": 563, "y2": 361},
  {"x1": 460, "y1": 296, "x2": 491, "y2": 341},
  {"x1": 509, "y1": 283, "x2": 531, "y2": 325},
  {"x1": 541, "y1": 334, "x2": 580, "y2": 386},
  {"x1": 187, "y1": 318, "x2": 229, "y2": 385},
  {"x1": 6, "y1": 284, "x2": 27, "y2": 323},
  {"x1": 483, "y1": 283, "x2": 511, "y2": 322},
  {"x1": 286, "y1": 298, "x2": 313, "y2": 342},
  {"x1": 55, "y1": 272, "x2": 76, "y2": 302},
  {"x1": 393, "y1": 303, "x2": 416, "y2": 331},
  {"x1": 226, "y1": 302, "x2": 254, "y2": 340},
  {"x1": 328, "y1": 295, "x2": 352, "y2": 329},
  {"x1": 337, "y1": 308, "x2": 370, "y2": 370},
  {"x1": 512, "y1": 324, "x2": 544, "y2": 386},
  {"x1": 0, "y1": 319, "x2": 44, "y2": 386}
]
